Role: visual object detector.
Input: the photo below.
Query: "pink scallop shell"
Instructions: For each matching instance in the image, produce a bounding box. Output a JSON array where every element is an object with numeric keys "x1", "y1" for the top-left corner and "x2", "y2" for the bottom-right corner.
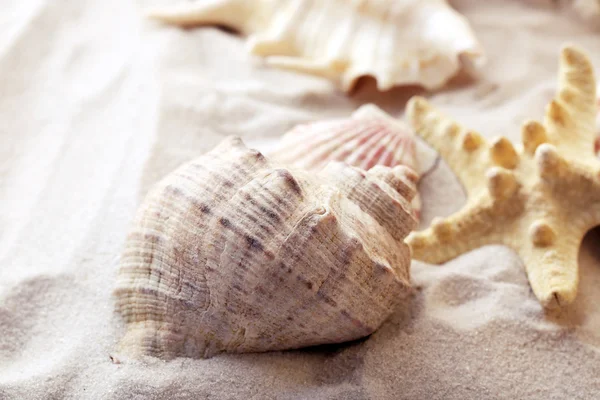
[{"x1": 274, "y1": 104, "x2": 421, "y2": 220}]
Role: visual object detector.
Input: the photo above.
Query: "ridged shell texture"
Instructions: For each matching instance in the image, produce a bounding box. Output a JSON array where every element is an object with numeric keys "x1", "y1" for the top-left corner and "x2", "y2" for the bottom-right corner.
[
  {"x1": 114, "y1": 137, "x2": 417, "y2": 358},
  {"x1": 273, "y1": 104, "x2": 422, "y2": 219},
  {"x1": 148, "y1": 0, "x2": 484, "y2": 92}
]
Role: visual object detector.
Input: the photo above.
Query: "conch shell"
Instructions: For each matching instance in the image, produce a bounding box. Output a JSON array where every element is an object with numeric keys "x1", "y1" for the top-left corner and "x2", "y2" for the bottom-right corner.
[
  {"x1": 147, "y1": 0, "x2": 484, "y2": 92},
  {"x1": 272, "y1": 104, "x2": 422, "y2": 219},
  {"x1": 114, "y1": 137, "x2": 417, "y2": 359}
]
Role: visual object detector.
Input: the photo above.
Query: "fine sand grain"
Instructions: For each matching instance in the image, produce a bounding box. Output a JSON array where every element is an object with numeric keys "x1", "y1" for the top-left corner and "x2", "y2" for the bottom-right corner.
[{"x1": 1, "y1": 0, "x2": 600, "y2": 399}]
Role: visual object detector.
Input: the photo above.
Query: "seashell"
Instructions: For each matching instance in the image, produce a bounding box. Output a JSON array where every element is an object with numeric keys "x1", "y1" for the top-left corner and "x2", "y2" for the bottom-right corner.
[
  {"x1": 147, "y1": 0, "x2": 485, "y2": 92},
  {"x1": 407, "y1": 46, "x2": 600, "y2": 309},
  {"x1": 272, "y1": 104, "x2": 422, "y2": 219},
  {"x1": 114, "y1": 136, "x2": 417, "y2": 359}
]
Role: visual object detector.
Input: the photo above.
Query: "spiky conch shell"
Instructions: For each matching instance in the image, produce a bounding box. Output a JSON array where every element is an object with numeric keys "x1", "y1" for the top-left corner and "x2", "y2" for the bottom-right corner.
[
  {"x1": 146, "y1": 0, "x2": 484, "y2": 92},
  {"x1": 272, "y1": 104, "x2": 422, "y2": 220},
  {"x1": 114, "y1": 136, "x2": 417, "y2": 359}
]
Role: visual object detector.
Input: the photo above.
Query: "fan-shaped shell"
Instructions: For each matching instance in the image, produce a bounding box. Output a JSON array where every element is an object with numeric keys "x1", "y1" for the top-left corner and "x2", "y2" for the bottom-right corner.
[
  {"x1": 148, "y1": 0, "x2": 484, "y2": 92},
  {"x1": 272, "y1": 105, "x2": 422, "y2": 219},
  {"x1": 114, "y1": 136, "x2": 417, "y2": 359}
]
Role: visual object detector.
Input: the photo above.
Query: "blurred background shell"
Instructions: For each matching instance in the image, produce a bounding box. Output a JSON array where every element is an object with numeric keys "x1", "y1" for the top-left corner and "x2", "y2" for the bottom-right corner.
[
  {"x1": 114, "y1": 136, "x2": 417, "y2": 359},
  {"x1": 572, "y1": 0, "x2": 600, "y2": 27},
  {"x1": 147, "y1": 0, "x2": 484, "y2": 92},
  {"x1": 272, "y1": 104, "x2": 422, "y2": 219}
]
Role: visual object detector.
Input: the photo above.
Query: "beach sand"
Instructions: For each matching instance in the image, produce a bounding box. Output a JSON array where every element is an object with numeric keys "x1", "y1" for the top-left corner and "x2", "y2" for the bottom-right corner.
[{"x1": 1, "y1": 0, "x2": 600, "y2": 398}]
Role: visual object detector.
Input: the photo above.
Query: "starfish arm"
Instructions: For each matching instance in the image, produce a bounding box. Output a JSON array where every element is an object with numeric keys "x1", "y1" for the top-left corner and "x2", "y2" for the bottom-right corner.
[
  {"x1": 147, "y1": 0, "x2": 249, "y2": 30},
  {"x1": 406, "y1": 97, "x2": 491, "y2": 194},
  {"x1": 543, "y1": 46, "x2": 597, "y2": 162},
  {"x1": 408, "y1": 194, "x2": 508, "y2": 264},
  {"x1": 536, "y1": 143, "x2": 600, "y2": 203},
  {"x1": 518, "y1": 227, "x2": 582, "y2": 309}
]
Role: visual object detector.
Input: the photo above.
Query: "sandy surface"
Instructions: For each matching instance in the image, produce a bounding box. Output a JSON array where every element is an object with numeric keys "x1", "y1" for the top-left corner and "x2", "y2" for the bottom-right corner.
[{"x1": 1, "y1": 0, "x2": 600, "y2": 399}]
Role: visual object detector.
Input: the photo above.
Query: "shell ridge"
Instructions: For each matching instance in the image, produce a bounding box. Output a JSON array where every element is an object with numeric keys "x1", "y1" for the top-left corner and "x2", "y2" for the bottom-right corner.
[
  {"x1": 170, "y1": 145, "x2": 275, "y2": 355},
  {"x1": 203, "y1": 167, "x2": 314, "y2": 352},
  {"x1": 266, "y1": 204, "x2": 337, "y2": 341},
  {"x1": 234, "y1": 197, "x2": 338, "y2": 349},
  {"x1": 264, "y1": 193, "x2": 389, "y2": 346},
  {"x1": 199, "y1": 167, "x2": 297, "y2": 352},
  {"x1": 272, "y1": 108, "x2": 422, "y2": 219},
  {"x1": 115, "y1": 137, "x2": 414, "y2": 358}
]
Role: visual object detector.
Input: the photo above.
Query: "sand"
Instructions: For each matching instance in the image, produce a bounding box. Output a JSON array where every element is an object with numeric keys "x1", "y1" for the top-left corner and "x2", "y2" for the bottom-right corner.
[{"x1": 1, "y1": 0, "x2": 600, "y2": 399}]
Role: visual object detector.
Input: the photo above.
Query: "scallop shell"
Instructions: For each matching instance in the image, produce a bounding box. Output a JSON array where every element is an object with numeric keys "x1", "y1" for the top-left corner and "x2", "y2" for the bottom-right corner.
[
  {"x1": 114, "y1": 136, "x2": 417, "y2": 359},
  {"x1": 147, "y1": 0, "x2": 485, "y2": 92},
  {"x1": 272, "y1": 104, "x2": 422, "y2": 219}
]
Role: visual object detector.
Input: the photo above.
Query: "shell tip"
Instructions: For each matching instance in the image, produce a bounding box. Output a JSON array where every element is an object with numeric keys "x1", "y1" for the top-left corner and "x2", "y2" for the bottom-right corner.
[{"x1": 352, "y1": 104, "x2": 390, "y2": 120}]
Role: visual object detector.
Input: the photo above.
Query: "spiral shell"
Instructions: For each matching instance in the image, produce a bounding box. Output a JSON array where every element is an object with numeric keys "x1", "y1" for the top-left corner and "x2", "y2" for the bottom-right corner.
[
  {"x1": 114, "y1": 136, "x2": 417, "y2": 359},
  {"x1": 273, "y1": 105, "x2": 422, "y2": 219}
]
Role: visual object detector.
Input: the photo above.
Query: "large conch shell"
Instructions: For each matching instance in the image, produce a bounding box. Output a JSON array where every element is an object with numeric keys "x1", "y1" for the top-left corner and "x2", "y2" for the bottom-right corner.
[
  {"x1": 272, "y1": 104, "x2": 422, "y2": 219},
  {"x1": 147, "y1": 0, "x2": 484, "y2": 92},
  {"x1": 407, "y1": 46, "x2": 599, "y2": 309},
  {"x1": 114, "y1": 137, "x2": 417, "y2": 359}
]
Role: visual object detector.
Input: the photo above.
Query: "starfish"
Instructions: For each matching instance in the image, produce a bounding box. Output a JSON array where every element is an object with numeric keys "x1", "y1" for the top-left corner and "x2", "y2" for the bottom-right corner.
[{"x1": 406, "y1": 46, "x2": 599, "y2": 309}]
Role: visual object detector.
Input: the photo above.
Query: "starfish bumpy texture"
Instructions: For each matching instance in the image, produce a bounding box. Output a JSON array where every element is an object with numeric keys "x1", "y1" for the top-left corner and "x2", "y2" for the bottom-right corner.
[{"x1": 407, "y1": 46, "x2": 599, "y2": 309}]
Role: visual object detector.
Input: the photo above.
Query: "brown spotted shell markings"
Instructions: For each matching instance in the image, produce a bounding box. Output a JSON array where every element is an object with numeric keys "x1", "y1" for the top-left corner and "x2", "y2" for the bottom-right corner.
[{"x1": 114, "y1": 136, "x2": 417, "y2": 359}]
